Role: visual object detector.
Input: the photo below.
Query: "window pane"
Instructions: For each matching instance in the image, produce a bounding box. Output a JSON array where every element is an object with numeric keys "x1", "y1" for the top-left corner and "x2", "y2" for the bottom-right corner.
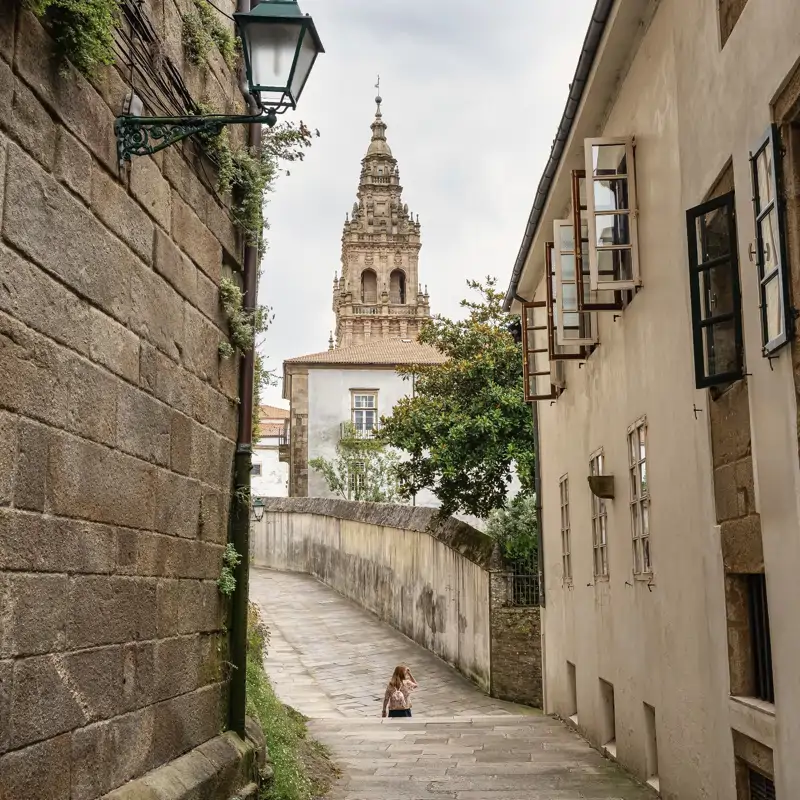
[
  {"x1": 640, "y1": 460, "x2": 648, "y2": 496},
  {"x1": 601, "y1": 546, "x2": 608, "y2": 576},
  {"x1": 578, "y1": 175, "x2": 587, "y2": 207},
  {"x1": 695, "y1": 207, "x2": 731, "y2": 264},
  {"x1": 638, "y1": 425, "x2": 646, "y2": 458},
  {"x1": 758, "y1": 209, "x2": 779, "y2": 277},
  {"x1": 561, "y1": 254, "x2": 577, "y2": 281},
  {"x1": 764, "y1": 273, "x2": 783, "y2": 342},
  {"x1": 562, "y1": 283, "x2": 578, "y2": 311},
  {"x1": 592, "y1": 144, "x2": 627, "y2": 177},
  {"x1": 593, "y1": 178, "x2": 630, "y2": 212},
  {"x1": 642, "y1": 536, "x2": 651, "y2": 572},
  {"x1": 628, "y1": 431, "x2": 637, "y2": 464},
  {"x1": 597, "y1": 249, "x2": 633, "y2": 282},
  {"x1": 642, "y1": 499, "x2": 650, "y2": 536},
  {"x1": 630, "y1": 469, "x2": 639, "y2": 501},
  {"x1": 703, "y1": 318, "x2": 739, "y2": 376},
  {"x1": 699, "y1": 264, "x2": 735, "y2": 318},
  {"x1": 599, "y1": 514, "x2": 607, "y2": 546},
  {"x1": 756, "y1": 144, "x2": 774, "y2": 213},
  {"x1": 632, "y1": 503, "x2": 641, "y2": 539},
  {"x1": 558, "y1": 224, "x2": 575, "y2": 252},
  {"x1": 595, "y1": 214, "x2": 631, "y2": 247},
  {"x1": 633, "y1": 538, "x2": 642, "y2": 574}
]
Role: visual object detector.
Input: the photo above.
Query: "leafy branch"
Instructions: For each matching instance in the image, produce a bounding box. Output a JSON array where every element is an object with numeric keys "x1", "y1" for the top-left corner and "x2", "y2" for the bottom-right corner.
[
  {"x1": 183, "y1": 0, "x2": 238, "y2": 70},
  {"x1": 217, "y1": 543, "x2": 242, "y2": 596}
]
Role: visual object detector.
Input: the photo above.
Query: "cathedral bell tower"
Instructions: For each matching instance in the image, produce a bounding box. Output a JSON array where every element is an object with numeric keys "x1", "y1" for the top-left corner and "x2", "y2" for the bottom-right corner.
[{"x1": 331, "y1": 93, "x2": 430, "y2": 347}]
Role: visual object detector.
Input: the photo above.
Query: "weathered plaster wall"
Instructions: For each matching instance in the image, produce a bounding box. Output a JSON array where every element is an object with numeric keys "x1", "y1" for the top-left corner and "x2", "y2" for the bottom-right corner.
[
  {"x1": 0, "y1": 2, "x2": 256, "y2": 797},
  {"x1": 253, "y1": 498, "x2": 542, "y2": 705},
  {"x1": 254, "y1": 498, "x2": 493, "y2": 690}
]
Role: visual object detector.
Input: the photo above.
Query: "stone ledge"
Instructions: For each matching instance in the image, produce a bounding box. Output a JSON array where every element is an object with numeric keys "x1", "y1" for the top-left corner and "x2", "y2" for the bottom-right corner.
[
  {"x1": 261, "y1": 497, "x2": 498, "y2": 568},
  {"x1": 102, "y1": 726, "x2": 264, "y2": 800}
]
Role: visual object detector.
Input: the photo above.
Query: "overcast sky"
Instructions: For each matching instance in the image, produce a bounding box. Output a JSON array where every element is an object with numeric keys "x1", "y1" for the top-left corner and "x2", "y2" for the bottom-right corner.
[{"x1": 257, "y1": 0, "x2": 597, "y2": 406}]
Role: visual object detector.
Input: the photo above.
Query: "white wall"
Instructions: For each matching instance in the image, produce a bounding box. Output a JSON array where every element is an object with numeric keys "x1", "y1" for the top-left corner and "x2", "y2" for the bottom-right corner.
[
  {"x1": 306, "y1": 366, "x2": 440, "y2": 506},
  {"x1": 252, "y1": 435, "x2": 288, "y2": 498}
]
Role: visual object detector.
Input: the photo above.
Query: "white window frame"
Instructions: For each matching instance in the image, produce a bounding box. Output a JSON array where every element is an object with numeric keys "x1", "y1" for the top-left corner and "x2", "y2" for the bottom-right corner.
[
  {"x1": 585, "y1": 136, "x2": 641, "y2": 291},
  {"x1": 554, "y1": 219, "x2": 598, "y2": 347},
  {"x1": 628, "y1": 417, "x2": 651, "y2": 574},
  {"x1": 351, "y1": 391, "x2": 378, "y2": 435},
  {"x1": 560, "y1": 475, "x2": 572, "y2": 583},
  {"x1": 590, "y1": 449, "x2": 609, "y2": 578}
]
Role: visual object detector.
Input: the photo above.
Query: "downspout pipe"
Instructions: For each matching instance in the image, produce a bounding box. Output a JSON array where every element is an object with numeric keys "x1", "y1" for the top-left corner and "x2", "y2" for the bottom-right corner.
[
  {"x1": 229, "y1": 0, "x2": 262, "y2": 738},
  {"x1": 503, "y1": 0, "x2": 615, "y2": 311}
]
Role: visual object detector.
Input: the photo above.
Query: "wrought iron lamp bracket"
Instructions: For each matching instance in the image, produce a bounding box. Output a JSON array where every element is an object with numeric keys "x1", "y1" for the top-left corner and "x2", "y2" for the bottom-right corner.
[{"x1": 115, "y1": 111, "x2": 279, "y2": 164}]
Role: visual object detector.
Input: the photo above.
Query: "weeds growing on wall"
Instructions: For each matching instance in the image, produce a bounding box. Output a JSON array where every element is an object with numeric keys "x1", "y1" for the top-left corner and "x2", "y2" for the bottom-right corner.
[
  {"x1": 246, "y1": 604, "x2": 338, "y2": 800},
  {"x1": 217, "y1": 543, "x2": 242, "y2": 596},
  {"x1": 183, "y1": 0, "x2": 238, "y2": 70},
  {"x1": 24, "y1": 0, "x2": 121, "y2": 75}
]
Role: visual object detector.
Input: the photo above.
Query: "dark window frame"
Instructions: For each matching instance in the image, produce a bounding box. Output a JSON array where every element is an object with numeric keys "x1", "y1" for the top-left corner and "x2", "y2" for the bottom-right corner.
[
  {"x1": 747, "y1": 573, "x2": 775, "y2": 704},
  {"x1": 748, "y1": 766, "x2": 776, "y2": 800},
  {"x1": 750, "y1": 124, "x2": 794, "y2": 356},
  {"x1": 687, "y1": 191, "x2": 745, "y2": 388},
  {"x1": 521, "y1": 299, "x2": 559, "y2": 402}
]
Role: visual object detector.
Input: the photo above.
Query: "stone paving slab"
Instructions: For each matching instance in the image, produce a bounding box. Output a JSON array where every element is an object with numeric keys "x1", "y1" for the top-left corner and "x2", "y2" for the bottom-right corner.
[{"x1": 250, "y1": 569, "x2": 653, "y2": 800}]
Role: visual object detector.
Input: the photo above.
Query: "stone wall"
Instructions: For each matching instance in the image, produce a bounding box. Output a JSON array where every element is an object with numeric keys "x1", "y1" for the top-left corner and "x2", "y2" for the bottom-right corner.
[
  {"x1": 253, "y1": 497, "x2": 542, "y2": 705},
  {"x1": 0, "y1": 2, "x2": 258, "y2": 798}
]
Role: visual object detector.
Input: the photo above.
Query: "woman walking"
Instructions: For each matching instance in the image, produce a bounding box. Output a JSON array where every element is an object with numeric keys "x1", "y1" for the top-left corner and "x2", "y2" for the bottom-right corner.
[{"x1": 381, "y1": 665, "x2": 418, "y2": 718}]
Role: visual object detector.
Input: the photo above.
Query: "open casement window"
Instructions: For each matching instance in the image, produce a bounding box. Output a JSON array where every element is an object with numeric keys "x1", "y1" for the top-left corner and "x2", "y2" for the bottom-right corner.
[
  {"x1": 522, "y1": 301, "x2": 561, "y2": 401},
  {"x1": 687, "y1": 191, "x2": 745, "y2": 388},
  {"x1": 572, "y1": 170, "x2": 623, "y2": 310},
  {"x1": 545, "y1": 242, "x2": 584, "y2": 361},
  {"x1": 554, "y1": 219, "x2": 598, "y2": 347},
  {"x1": 585, "y1": 137, "x2": 641, "y2": 292},
  {"x1": 750, "y1": 125, "x2": 794, "y2": 355}
]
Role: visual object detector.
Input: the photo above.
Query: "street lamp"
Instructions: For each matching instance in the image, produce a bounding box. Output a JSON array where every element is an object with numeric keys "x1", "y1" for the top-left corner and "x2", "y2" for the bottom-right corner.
[
  {"x1": 251, "y1": 497, "x2": 266, "y2": 523},
  {"x1": 115, "y1": 0, "x2": 324, "y2": 164}
]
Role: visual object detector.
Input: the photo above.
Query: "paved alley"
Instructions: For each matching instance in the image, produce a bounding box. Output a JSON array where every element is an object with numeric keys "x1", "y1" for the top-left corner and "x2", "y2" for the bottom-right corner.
[{"x1": 250, "y1": 569, "x2": 653, "y2": 800}]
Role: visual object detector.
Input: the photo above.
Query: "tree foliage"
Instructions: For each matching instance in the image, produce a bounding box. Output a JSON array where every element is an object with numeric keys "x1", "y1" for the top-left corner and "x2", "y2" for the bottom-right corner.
[
  {"x1": 486, "y1": 494, "x2": 538, "y2": 565},
  {"x1": 379, "y1": 277, "x2": 534, "y2": 519},
  {"x1": 309, "y1": 427, "x2": 403, "y2": 503}
]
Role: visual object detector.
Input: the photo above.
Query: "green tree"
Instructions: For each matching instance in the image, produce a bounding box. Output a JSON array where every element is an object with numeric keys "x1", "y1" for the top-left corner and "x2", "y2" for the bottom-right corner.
[
  {"x1": 309, "y1": 426, "x2": 403, "y2": 502},
  {"x1": 379, "y1": 277, "x2": 535, "y2": 518},
  {"x1": 486, "y1": 494, "x2": 538, "y2": 565}
]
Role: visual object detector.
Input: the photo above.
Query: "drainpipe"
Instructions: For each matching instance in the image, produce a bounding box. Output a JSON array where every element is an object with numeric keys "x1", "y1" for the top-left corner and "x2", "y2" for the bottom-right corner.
[{"x1": 228, "y1": 0, "x2": 261, "y2": 738}]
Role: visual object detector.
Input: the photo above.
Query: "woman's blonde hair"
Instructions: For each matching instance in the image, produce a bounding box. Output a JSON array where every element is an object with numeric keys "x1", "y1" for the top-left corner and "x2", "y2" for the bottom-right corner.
[{"x1": 389, "y1": 664, "x2": 408, "y2": 690}]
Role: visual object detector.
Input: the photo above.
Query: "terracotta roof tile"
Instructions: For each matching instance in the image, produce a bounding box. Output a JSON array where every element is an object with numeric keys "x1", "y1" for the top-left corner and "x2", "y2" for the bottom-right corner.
[
  {"x1": 284, "y1": 338, "x2": 446, "y2": 367},
  {"x1": 258, "y1": 404, "x2": 290, "y2": 420}
]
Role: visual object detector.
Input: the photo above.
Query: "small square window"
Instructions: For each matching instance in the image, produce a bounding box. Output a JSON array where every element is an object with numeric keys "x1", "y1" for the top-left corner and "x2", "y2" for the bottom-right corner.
[
  {"x1": 747, "y1": 767, "x2": 776, "y2": 800},
  {"x1": 251, "y1": 463, "x2": 262, "y2": 476}
]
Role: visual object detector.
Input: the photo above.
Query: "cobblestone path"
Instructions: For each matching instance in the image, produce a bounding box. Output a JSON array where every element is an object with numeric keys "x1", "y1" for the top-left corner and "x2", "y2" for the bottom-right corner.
[{"x1": 250, "y1": 569, "x2": 652, "y2": 800}]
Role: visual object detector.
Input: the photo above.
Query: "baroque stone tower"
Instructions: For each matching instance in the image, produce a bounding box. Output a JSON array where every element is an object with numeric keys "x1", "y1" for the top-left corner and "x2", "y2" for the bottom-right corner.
[{"x1": 332, "y1": 94, "x2": 430, "y2": 347}]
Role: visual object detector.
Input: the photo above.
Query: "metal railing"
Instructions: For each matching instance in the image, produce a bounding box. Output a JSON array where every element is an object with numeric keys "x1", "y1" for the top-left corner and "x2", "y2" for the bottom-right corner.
[
  {"x1": 353, "y1": 305, "x2": 380, "y2": 315},
  {"x1": 340, "y1": 422, "x2": 381, "y2": 440}
]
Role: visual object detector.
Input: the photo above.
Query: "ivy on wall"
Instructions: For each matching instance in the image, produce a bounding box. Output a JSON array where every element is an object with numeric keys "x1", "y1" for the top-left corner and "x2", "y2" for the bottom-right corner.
[
  {"x1": 23, "y1": 0, "x2": 121, "y2": 75},
  {"x1": 182, "y1": 0, "x2": 238, "y2": 71}
]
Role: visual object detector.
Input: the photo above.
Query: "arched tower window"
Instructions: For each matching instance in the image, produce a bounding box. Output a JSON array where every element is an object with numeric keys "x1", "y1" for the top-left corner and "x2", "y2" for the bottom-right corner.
[
  {"x1": 390, "y1": 269, "x2": 406, "y2": 304},
  {"x1": 361, "y1": 269, "x2": 378, "y2": 303}
]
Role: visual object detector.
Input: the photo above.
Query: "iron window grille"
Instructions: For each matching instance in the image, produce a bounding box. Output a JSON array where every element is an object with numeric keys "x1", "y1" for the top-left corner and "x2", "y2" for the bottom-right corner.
[
  {"x1": 628, "y1": 418, "x2": 651, "y2": 574},
  {"x1": 590, "y1": 451, "x2": 609, "y2": 578},
  {"x1": 560, "y1": 475, "x2": 572, "y2": 582},
  {"x1": 507, "y1": 561, "x2": 541, "y2": 607},
  {"x1": 748, "y1": 768, "x2": 776, "y2": 800},
  {"x1": 584, "y1": 137, "x2": 641, "y2": 292},
  {"x1": 687, "y1": 191, "x2": 745, "y2": 388},
  {"x1": 748, "y1": 573, "x2": 775, "y2": 704},
  {"x1": 750, "y1": 125, "x2": 794, "y2": 356}
]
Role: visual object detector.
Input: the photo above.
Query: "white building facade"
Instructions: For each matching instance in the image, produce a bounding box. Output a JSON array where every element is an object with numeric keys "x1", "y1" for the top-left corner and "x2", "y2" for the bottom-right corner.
[
  {"x1": 505, "y1": 1, "x2": 800, "y2": 798},
  {"x1": 251, "y1": 405, "x2": 289, "y2": 499}
]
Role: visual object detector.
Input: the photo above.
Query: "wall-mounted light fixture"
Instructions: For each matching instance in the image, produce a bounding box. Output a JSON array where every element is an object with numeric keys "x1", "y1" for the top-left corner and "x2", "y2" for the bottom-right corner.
[
  {"x1": 114, "y1": 0, "x2": 323, "y2": 164},
  {"x1": 251, "y1": 496, "x2": 266, "y2": 523}
]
